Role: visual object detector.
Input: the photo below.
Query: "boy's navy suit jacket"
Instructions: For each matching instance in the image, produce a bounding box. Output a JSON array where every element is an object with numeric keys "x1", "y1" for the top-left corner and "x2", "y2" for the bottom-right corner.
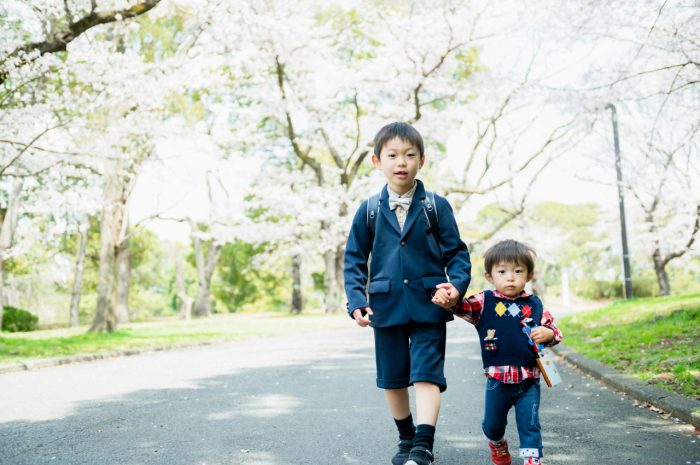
[{"x1": 344, "y1": 180, "x2": 471, "y2": 327}]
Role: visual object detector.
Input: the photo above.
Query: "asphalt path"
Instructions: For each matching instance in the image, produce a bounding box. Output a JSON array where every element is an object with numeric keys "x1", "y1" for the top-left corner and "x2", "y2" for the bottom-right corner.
[{"x1": 1, "y1": 323, "x2": 699, "y2": 465}]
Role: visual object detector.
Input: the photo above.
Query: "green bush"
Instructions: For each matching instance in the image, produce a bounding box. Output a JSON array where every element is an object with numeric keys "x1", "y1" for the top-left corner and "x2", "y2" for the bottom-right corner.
[
  {"x1": 574, "y1": 278, "x2": 657, "y2": 300},
  {"x1": 2, "y1": 306, "x2": 39, "y2": 332}
]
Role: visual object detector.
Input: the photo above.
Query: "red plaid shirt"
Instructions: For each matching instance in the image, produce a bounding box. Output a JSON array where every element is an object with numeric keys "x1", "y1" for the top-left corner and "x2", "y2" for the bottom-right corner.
[{"x1": 452, "y1": 290, "x2": 563, "y2": 384}]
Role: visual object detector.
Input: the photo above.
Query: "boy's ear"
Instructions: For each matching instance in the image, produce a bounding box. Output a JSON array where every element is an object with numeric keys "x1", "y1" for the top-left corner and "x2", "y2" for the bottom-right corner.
[
  {"x1": 419, "y1": 154, "x2": 425, "y2": 169},
  {"x1": 371, "y1": 153, "x2": 380, "y2": 168},
  {"x1": 527, "y1": 271, "x2": 534, "y2": 282},
  {"x1": 484, "y1": 272, "x2": 494, "y2": 285}
]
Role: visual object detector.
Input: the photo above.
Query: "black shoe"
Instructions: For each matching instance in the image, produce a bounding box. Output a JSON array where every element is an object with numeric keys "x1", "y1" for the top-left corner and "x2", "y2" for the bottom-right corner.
[
  {"x1": 404, "y1": 446, "x2": 434, "y2": 465},
  {"x1": 391, "y1": 438, "x2": 413, "y2": 465}
]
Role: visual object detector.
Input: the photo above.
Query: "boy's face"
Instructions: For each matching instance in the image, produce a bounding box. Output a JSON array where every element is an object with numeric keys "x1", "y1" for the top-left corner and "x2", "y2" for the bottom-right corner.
[
  {"x1": 485, "y1": 261, "x2": 533, "y2": 298},
  {"x1": 371, "y1": 137, "x2": 424, "y2": 195}
]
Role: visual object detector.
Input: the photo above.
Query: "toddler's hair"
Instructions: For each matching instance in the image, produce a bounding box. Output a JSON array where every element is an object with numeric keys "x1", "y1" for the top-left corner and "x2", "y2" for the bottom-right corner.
[
  {"x1": 484, "y1": 240, "x2": 536, "y2": 274},
  {"x1": 373, "y1": 122, "x2": 424, "y2": 158}
]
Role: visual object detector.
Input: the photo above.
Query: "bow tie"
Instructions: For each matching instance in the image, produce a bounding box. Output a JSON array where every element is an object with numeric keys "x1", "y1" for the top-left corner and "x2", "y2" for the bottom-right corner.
[{"x1": 389, "y1": 197, "x2": 412, "y2": 211}]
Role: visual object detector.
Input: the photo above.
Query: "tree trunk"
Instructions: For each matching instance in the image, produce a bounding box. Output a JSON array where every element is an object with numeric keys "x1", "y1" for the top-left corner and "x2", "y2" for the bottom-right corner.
[
  {"x1": 175, "y1": 248, "x2": 192, "y2": 319},
  {"x1": 560, "y1": 267, "x2": 570, "y2": 307},
  {"x1": 91, "y1": 159, "x2": 129, "y2": 332},
  {"x1": 652, "y1": 248, "x2": 671, "y2": 296},
  {"x1": 91, "y1": 213, "x2": 117, "y2": 332},
  {"x1": 323, "y1": 249, "x2": 342, "y2": 313},
  {"x1": 291, "y1": 254, "x2": 302, "y2": 314},
  {"x1": 0, "y1": 180, "x2": 23, "y2": 330},
  {"x1": 531, "y1": 262, "x2": 548, "y2": 296},
  {"x1": 335, "y1": 246, "x2": 344, "y2": 294},
  {"x1": 69, "y1": 219, "x2": 89, "y2": 327},
  {"x1": 193, "y1": 240, "x2": 222, "y2": 317},
  {"x1": 114, "y1": 232, "x2": 131, "y2": 324}
]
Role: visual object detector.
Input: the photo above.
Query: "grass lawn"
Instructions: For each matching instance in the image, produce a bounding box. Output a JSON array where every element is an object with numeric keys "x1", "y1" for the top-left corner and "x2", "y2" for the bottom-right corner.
[
  {"x1": 559, "y1": 293, "x2": 700, "y2": 400},
  {"x1": 0, "y1": 312, "x2": 350, "y2": 365}
]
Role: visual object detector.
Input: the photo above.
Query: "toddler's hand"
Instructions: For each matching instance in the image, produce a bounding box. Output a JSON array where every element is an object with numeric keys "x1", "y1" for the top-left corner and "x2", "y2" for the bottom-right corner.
[
  {"x1": 432, "y1": 283, "x2": 459, "y2": 309},
  {"x1": 432, "y1": 288, "x2": 450, "y2": 307},
  {"x1": 530, "y1": 326, "x2": 554, "y2": 344}
]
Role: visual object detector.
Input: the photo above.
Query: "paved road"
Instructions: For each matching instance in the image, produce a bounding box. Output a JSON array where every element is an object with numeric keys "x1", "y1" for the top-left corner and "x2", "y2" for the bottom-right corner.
[{"x1": 1, "y1": 324, "x2": 698, "y2": 465}]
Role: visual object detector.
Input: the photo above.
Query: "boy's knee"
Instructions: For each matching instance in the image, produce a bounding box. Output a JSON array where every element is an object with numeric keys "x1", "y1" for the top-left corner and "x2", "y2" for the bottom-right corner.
[
  {"x1": 413, "y1": 381, "x2": 440, "y2": 390},
  {"x1": 410, "y1": 376, "x2": 446, "y2": 392}
]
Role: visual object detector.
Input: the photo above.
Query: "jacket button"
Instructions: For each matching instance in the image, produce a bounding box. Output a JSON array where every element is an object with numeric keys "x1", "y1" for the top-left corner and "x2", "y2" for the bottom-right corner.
[
  {"x1": 400, "y1": 241, "x2": 406, "y2": 246},
  {"x1": 403, "y1": 279, "x2": 409, "y2": 284}
]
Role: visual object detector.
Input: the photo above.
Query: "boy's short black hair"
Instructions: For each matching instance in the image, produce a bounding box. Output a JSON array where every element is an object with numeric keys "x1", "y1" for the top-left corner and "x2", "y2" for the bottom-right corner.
[
  {"x1": 373, "y1": 122, "x2": 425, "y2": 158},
  {"x1": 484, "y1": 240, "x2": 537, "y2": 274}
]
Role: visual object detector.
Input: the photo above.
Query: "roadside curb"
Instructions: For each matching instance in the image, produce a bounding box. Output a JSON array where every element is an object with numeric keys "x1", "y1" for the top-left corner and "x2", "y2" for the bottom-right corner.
[
  {"x1": 0, "y1": 341, "x2": 214, "y2": 375},
  {"x1": 553, "y1": 344, "x2": 700, "y2": 428}
]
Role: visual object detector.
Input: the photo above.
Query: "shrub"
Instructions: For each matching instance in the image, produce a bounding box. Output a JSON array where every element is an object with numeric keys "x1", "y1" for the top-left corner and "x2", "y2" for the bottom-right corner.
[
  {"x1": 2, "y1": 306, "x2": 39, "y2": 332},
  {"x1": 574, "y1": 278, "x2": 657, "y2": 300}
]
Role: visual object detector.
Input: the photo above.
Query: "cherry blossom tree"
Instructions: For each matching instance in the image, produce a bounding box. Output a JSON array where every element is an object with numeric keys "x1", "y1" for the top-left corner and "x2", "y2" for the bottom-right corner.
[
  {"x1": 1, "y1": 0, "x2": 213, "y2": 330},
  {"x1": 211, "y1": 0, "x2": 496, "y2": 311},
  {"x1": 557, "y1": 0, "x2": 700, "y2": 294}
]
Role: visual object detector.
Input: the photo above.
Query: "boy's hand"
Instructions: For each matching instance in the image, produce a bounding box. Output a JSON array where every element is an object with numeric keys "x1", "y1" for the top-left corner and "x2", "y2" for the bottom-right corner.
[
  {"x1": 530, "y1": 326, "x2": 554, "y2": 344},
  {"x1": 352, "y1": 307, "x2": 372, "y2": 327},
  {"x1": 432, "y1": 283, "x2": 459, "y2": 309}
]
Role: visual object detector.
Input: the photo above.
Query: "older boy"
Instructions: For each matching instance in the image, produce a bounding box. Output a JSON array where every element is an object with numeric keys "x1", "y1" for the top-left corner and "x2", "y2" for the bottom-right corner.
[
  {"x1": 432, "y1": 240, "x2": 563, "y2": 465},
  {"x1": 344, "y1": 122, "x2": 471, "y2": 465}
]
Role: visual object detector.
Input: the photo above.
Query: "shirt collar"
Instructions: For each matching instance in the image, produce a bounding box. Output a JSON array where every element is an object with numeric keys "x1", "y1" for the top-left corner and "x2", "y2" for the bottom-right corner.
[
  {"x1": 388, "y1": 181, "x2": 417, "y2": 200},
  {"x1": 493, "y1": 289, "x2": 531, "y2": 300}
]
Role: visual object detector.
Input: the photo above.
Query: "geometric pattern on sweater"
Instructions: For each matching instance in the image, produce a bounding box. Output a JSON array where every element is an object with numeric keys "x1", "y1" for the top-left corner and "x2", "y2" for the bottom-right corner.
[
  {"x1": 494, "y1": 301, "x2": 534, "y2": 319},
  {"x1": 476, "y1": 291, "x2": 543, "y2": 369}
]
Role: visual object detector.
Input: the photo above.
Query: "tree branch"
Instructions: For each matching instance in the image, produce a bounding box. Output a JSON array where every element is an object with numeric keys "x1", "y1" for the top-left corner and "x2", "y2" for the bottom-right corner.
[
  {"x1": 345, "y1": 89, "x2": 367, "y2": 186},
  {"x1": 0, "y1": 70, "x2": 56, "y2": 108},
  {"x1": 0, "y1": 138, "x2": 98, "y2": 159},
  {"x1": 590, "y1": 61, "x2": 698, "y2": 90},
  {"x1": 273, "y1": 55, "x2": 324, "y2": 184},
  {"x1": 317, "y1": 127, "x2": 345, "y2": 172},
  {"x1": 7, "y1": 158, "x2": 101, "y2": 178},
  {"x1": 0, "y1": 121, "x2": 69, "y2": 176},
  {"x1": 63, "y1": 0, "x2": 75, "y2": 24},
  {"x1": 407, "y1": 37, "x2": 468, "y2": 125},
  {"x1": 10, "y1": 0, "x2": 162, "y2": 58},
  {"x1": 661, "y1": 204, "x2": 700, "y2": 267}
]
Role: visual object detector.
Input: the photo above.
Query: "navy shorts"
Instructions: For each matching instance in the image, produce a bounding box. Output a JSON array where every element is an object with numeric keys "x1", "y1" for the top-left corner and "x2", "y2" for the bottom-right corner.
[{"x1": 372, "y1": 321, "x2": 447, "y2": 392}]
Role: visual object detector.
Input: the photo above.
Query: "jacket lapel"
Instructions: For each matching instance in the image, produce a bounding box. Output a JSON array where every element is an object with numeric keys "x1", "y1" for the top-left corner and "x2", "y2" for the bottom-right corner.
[
  {"x1": 378, "y1": 185, "x2": 402, "y2": 235},
  {"x1": 400, "y1": 180, "x2": 426, "y2": 239}
]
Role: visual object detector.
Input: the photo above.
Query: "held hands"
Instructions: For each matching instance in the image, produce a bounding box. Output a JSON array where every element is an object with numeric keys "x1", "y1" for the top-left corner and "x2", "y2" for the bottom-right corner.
[
  {"x1": 353, "y1": 282, "x2": 462, "y2": 325},
  {"x1": 431, "y1": 283, "x2": 459, "y2": 309},
  {"x1": 352, "y1": 307, "x2": 373, "y2": 327},
  {"x1": 530, "y1": 326, "x2": 554, "y2": 344}
]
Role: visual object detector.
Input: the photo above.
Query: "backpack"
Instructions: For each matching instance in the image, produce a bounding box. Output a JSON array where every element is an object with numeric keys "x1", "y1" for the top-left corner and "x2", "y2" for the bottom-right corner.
[{"x1": 365, "y1": 191, "x2": 442, "y2": 256}]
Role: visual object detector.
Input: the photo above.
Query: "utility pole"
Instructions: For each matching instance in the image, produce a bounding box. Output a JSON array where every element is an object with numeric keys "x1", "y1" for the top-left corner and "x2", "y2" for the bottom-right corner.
[{"x1": 605, "y1": 103, "x2": 633, "y2": 299}]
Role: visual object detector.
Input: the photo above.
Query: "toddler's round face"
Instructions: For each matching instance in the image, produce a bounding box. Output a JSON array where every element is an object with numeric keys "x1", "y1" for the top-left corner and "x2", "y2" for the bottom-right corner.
[{"x1": 486, "y1": 261, "x2": 532, "y2": 297}]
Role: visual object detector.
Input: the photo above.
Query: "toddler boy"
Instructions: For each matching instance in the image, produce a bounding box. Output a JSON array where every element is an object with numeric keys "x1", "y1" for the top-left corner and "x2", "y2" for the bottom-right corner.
[{"x1": 433, "y1": 239, "x2": 562, "y2": 465}]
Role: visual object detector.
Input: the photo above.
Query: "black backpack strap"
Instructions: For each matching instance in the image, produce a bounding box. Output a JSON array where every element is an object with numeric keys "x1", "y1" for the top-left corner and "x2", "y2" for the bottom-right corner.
[
  {"x1": 366, "y1": 193, "x2": 381, "y2": 238},
  {"x1": 421, "y1": 191, "x2": 439, "y2": 238},
  {"x1": 421, "y1": 191, "x2": 442, "y2": 257}
]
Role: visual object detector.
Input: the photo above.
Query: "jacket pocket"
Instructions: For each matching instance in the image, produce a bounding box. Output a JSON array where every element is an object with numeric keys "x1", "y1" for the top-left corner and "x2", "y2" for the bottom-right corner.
[
  {"x1": 422, "y1": 275, "x2": 447, "y2": 289},
  {"x1": 368, "y1": 278, "x2": 391, "y2": 294}
]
